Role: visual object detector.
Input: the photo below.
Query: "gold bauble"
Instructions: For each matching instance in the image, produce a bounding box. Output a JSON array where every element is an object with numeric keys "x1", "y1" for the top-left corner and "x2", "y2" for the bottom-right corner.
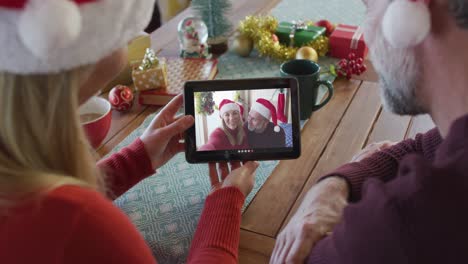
[
  {"x1": 296, "y1": 47, "x2": 318, "y2": 62},
  {"x1": 232, "y1": 35, "x2": 254, "y2": 57}
]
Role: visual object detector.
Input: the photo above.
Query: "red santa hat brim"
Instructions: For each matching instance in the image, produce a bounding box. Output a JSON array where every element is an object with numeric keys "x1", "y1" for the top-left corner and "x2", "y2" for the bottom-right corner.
[
  {"x1": 0, "y1": 0, "x2": 155, "y2": 74},
  {"x1": 251, "y1": 99, "x2": 281, "y2": 132},
  {"x1": 251, "y1": 102, "x2": 271, "y2": 120},
  {"x1": 219, "y1": 102, "x2": 240, "y2": 116}
]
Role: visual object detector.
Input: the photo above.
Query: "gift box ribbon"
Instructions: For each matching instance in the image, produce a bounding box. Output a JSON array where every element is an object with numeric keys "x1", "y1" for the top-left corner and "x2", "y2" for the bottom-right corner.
[
  {"x1": 335, "y1": 26, "x2": 363, "y2": 50},
  {"x1": 278, "y1": 21, "x2": 312, "y2": 47}
]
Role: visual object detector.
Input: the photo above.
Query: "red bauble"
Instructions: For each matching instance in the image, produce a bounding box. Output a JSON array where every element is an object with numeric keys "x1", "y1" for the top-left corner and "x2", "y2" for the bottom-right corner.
[
  {"x1": 316, "y1": 20, "x2": 335, "y2": 36},
  {"x1": 109, "y1": 85, "x2": 134, "y2": 112}
]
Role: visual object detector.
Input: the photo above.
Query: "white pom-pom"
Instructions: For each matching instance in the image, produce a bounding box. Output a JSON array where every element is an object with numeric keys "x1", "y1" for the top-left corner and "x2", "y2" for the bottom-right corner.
[
  {"x1": 382, "y1": 0, "x2": 431, "y2": 48},
  {"x1": 18, "y1": 0, "x2": 82, "y2": 59},
  {"x1": 274, "y1": 125, "x2": 280, "y2": 133}
]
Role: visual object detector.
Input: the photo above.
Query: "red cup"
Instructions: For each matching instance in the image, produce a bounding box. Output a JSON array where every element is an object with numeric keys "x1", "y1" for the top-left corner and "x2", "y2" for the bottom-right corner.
[{"x1": 79, "y1": 97, "x2": 112, "y2": 149}]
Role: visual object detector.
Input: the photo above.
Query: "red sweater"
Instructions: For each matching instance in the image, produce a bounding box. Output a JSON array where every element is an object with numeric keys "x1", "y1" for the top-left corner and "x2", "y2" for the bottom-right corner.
[
  {"x1": 0, "y1": 139, "x2": 243, "y2": 263},
  {"x1": 198, "y1": 127, "x2": 249, "y2": 151},
  {"x1": 307, "y1": 116, "x2": 468, "y2": 263}
]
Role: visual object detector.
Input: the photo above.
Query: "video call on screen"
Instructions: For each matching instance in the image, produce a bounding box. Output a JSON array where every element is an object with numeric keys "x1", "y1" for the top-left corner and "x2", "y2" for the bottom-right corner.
[{"x1": 194, "y1": 88, "x2": 293, "y2": 152}]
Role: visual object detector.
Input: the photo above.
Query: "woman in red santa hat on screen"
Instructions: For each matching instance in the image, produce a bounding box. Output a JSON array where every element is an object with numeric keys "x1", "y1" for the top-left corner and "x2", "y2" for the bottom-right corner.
[
  {"x1": 0, "y1": 0, "x2": 258, "y2": 263},
  {"x1": 199, "y1": 99, "x2": 249, "y2": 151}
]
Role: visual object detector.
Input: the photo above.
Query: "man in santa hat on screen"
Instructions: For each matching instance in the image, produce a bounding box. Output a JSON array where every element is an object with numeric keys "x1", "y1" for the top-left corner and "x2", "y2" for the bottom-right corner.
[
  {"x1": 245, "y1": 98, "x2": 286, "y2": 149},
  {"x1": 271, "y1": 0, "x2": 468, "y2": 263}
]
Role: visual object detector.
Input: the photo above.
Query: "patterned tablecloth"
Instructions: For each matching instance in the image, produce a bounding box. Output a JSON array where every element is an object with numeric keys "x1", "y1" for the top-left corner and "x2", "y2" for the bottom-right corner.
[{"x1": 113, "y1": 0, "x2": 365, "y2": 263}]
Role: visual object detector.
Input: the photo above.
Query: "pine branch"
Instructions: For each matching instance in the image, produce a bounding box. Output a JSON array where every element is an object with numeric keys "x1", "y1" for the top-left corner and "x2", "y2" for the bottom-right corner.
[{"x1": 191, "y1": 0, "x2": 233, "y2": 39}]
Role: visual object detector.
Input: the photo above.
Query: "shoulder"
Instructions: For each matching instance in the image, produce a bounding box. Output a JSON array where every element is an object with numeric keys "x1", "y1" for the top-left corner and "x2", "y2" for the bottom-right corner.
[
  {"x1": 268, "y1": 122, "x2": 285, "y2": 135},
  {"x1": 44, "y1": 185, "x2": 133, "y2": 229},
  {"x1": 48, "y1": 186, "x2": 155, "y2": 262},
  {"x1": 210, "y1": 127, "x2": 225, "y2": 137},
  {"x1": 209, "y1": 128, "x2": 228, "y2": 143},
  {"x1": 46, "y1": 185, "x2": 112, "y2": 210}
]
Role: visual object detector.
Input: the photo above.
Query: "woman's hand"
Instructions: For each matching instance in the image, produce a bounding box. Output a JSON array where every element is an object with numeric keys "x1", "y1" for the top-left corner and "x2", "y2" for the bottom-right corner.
[
  {"x1": 209, "y1": 161, "x2": 259, "y2": 197},
  {"x1": 140, "y1": 94, "x2": 194, "y2": 169}
]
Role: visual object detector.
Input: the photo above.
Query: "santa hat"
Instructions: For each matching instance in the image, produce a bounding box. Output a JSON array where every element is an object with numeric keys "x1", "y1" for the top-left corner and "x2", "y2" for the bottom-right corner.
[
  {"x1": 382, "y1": 0, "x2": 431, "y2": 48},
  {"x1": 219, "y1": 99, "x2": 243, "y2": 117},
  {"x1": 0, "y1": 0, "x2": 154, "y2": 74},
  {"x1": 251, "y1": 98, "x2": 280, "y2": 133}
]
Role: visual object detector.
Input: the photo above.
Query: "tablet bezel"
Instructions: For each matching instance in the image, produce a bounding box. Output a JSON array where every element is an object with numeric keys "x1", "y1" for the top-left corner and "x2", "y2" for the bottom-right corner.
[{"x1": 184, "y1": 77, "x2": 301, "y2": 163}]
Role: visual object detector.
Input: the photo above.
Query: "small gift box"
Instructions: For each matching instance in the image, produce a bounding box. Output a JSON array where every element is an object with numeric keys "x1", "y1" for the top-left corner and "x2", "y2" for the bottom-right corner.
[
  {"x1": 275, "y1": 21, "x2": 326, "y2": 47},
  {"x1": 103, "y1": 34, "x2": 151, "y2": 93},
  {"x1": 132, "y1": 49, "x2": 168, "y2": 91},
  {"x1": 329, "y1": 24, "x2": 368, "y2": 59}
]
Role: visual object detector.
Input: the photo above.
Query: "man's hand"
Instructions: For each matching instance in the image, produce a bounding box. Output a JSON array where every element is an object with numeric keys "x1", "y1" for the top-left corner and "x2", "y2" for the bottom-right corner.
[
  {"x1": 270, "y1": 177, "x2": 348, "y2": 264},
  {"x1": 351, "y1": 141, "x2": 397, "y2": 162},
  {"x1": 209, "y1": 161, "x2": 259, "y2": 197},
  {"x1": 140, "y1": 94, "x2": 195, "y2": 169}
]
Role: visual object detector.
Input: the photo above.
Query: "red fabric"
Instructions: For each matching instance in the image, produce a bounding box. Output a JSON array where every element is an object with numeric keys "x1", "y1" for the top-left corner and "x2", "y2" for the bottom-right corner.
[
  {"x1": 0, "y1": 0, "x2": 97, "y2": 9},
  {"x1": 307, "y1": 117, "x2": 468, "y2": 263},
  {"x1": 97, "y1": 138, "x2": 156, "y2": 198},
  {"x1": 188, "y1": 187, "x2": 245, "y2": 263},
  {"x1": 255, "y1": 98, "x2": 278, "y2": 127},
  {"x1": 0, "y1": 138, "x2": 244, "y2": 263},
  {"x1": 277, "y1": 92, "x2": 287, "y2": 123},
  {"x1": 0, "y1": 0, "x2": 26, "y2": 8},
  {"x1": 199, "y1": 127, "x2": 249, "y2": 151},
  {"x1": 320, "y1": 128, "x2": 442, "y2": 202}
]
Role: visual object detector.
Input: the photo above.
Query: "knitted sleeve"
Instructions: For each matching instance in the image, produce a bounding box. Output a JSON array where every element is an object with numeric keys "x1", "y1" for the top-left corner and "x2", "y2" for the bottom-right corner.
[
  {"x1": 306, "y1": 178, "x2": 407, "y2": 264},
  {"x1": 187, "y1": 187, "x2": 245, "y2": 264},
  {"x1": 319, "y1": 128, "x2": 441, "y2": 202},
  {"x1": 97, "y1": 138, "x2": 156, "y2": 198}
]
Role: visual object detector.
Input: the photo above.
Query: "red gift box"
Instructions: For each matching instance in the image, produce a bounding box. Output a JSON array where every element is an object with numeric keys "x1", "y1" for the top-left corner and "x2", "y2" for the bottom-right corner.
[{"x1": 329, "y1": 24, "x2": 368, "y2": 59}]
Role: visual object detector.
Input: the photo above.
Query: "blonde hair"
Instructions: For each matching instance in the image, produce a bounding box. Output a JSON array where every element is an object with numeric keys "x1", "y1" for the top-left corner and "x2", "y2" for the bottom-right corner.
[
  {"x1": 0, "y1": 67, "x2": 106, "y2": 210},
  {"x1": 221, "y1": 113, "x2": 245, "y2": 146}
]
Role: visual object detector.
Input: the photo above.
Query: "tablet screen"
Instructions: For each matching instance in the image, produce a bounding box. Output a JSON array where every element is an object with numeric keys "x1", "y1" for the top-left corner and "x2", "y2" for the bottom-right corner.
[
  {"x1": 184, "y1": 78, "x2": 300, "y2": 163},
  {"x1": 194, "y1": 88, "x2": 293, "y2": 154}
]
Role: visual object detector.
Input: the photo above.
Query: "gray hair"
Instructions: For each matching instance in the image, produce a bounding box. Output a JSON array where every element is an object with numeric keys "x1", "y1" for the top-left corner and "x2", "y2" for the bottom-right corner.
[{"x1": 449, "y1": 0, "x2": 468, "y2": 28}]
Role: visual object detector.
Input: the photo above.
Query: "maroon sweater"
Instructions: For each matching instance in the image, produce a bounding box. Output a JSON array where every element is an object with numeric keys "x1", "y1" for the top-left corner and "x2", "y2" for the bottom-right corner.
[{"x1": 308, "y1": 115, "x2": 468, "y2": 263}]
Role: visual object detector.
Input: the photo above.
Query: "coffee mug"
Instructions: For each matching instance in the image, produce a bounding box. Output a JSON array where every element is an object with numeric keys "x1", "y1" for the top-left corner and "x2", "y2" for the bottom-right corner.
[
  {"x1": 280, "y1": 59, "x2": 334, "y2": 120},
  {"x1": 79, "y1": 96, "x2": 112, "y2": 149}
]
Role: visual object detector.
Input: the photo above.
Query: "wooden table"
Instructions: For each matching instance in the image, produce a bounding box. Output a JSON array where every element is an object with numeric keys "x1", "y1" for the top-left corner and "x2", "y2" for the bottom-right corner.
[{"x1": 97, "y1": 1, "x2": 435, "y2": 263}]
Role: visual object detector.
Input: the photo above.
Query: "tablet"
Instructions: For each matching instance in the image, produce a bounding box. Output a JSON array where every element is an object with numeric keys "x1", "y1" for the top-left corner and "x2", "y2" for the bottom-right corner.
[{"x1": 184, "y1": 77, "x2": 301, "y2": 163}]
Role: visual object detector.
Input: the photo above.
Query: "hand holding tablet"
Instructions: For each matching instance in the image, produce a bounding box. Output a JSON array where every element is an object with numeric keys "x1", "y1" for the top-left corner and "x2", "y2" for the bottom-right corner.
[{"x1": 184, "y1": 77, "x2": 301, "y2": 163}]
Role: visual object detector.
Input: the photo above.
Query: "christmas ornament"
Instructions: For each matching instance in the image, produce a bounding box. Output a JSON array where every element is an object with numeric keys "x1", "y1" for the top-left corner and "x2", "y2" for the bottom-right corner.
[
  {"x1": 326, "y1": 52, "x2": 368, "y2": 80},
  {"x1": 178, "y1": 17, "x2": 211, "y2": 59},
  {"x1": 238, "y1": 16, "x2": 329, "y2": 61},
  {"x1": 296, "y1": 46, "x2": 318, "y2": 62},
  {"x1": 382, "y1": 0, "x2": 431, "y2": 48},
  {"x1": 232, "y1": 34, "x2": 254, "y2": 57},
  {"x1": 109, "y1": 85, "x2": 134, "y2": 112},
  {"x1": 315, "y1": 20, "x2": 336, "y2": 36},
  {"x1": 195, "y1": 91, "x2": 216, "y2": 115}
]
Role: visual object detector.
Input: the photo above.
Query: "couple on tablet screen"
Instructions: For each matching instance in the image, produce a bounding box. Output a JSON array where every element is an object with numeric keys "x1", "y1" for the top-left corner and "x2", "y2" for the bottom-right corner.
[{"x1": 199, "y1": 98, "x2": 286, "y2": 151}]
